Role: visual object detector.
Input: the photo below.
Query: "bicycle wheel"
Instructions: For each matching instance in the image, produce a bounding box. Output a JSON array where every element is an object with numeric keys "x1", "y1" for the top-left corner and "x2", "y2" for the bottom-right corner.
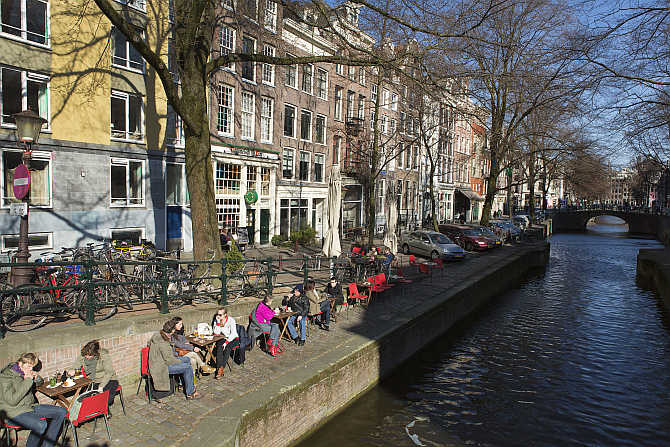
[
  {"x1": 77, "y1": 286, "x2": 118, "y2": 322},
  {"x1": 1, "y1": 284, "x2": 51, "y2": 331}
]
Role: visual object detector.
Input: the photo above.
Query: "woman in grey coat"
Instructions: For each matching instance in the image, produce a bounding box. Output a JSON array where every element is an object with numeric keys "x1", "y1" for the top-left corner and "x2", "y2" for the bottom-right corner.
[{"x1": 171, "y1": 317, "x2": 215, "y2": 375}]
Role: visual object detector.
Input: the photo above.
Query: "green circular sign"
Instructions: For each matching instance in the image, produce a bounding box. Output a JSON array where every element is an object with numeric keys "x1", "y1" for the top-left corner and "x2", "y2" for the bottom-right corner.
[{"x1": 244, "y1": 190, "x2": 258, "y2": 204}]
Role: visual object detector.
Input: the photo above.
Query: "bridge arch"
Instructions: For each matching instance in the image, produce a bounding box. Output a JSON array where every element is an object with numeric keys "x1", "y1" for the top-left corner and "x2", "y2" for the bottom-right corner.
[
  {"x1": 550, "y1": 209, "x2": 664, "y2": 238},
  {"x1": 585, "y1": 215, "x2": 629, "y2": 232}
]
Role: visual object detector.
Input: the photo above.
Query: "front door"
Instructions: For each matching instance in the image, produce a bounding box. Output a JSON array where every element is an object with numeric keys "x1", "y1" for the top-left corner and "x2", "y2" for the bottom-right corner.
[
  {"x1": 260, "y1": 209, "x2": 270, "y2": 244},
  {"x1": 246, "y1": 209, "x2": 256, "y2": 245},
  {"x1": 166, "y1": 206, "x2": 183, "y2": 250}
]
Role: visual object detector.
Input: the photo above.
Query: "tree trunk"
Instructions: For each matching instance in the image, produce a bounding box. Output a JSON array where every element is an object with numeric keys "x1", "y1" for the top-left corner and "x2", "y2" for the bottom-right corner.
[
  {"x1": 429, "y1": 165, "x2": 439, "y2": 232},
  {"x1": 480, "y1": 145, "x2": 499, "y2": 226}
]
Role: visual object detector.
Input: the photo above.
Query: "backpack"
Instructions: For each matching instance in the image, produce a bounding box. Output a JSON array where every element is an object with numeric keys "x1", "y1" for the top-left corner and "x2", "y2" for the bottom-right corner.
[{"x1": 67, "y1": 387, "x2": 100, "y2": 422}]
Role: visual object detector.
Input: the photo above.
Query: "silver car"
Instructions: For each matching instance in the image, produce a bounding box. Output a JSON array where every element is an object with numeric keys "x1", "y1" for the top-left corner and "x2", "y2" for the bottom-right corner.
[{"x1": 400, "y1": 230, "x2": 467, "y2": 261}]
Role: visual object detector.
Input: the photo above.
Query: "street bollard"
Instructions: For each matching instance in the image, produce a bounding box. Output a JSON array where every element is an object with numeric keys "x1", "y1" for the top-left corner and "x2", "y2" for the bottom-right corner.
[
  {"x1": 159, "y1": 259, "x2": 169, "y2": 314},
  {"x1": 85, "y1": 259, "x2": 96, "y2": 326},
  {"x1": 266, "y1": 257, "x2": 273, "y2": 296},
  {"x1": 220, "y1": 258, "x2": 228, "y2": 305}
]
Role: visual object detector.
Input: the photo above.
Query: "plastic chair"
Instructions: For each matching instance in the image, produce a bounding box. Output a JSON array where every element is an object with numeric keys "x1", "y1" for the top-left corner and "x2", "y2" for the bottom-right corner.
[
  {"x1": 63, "y1": 390, "x2": 111, "y2": 447},
  {"x1": 1, "y1": 420, "x2": 22, "y2": 446},
  {"x1": 375, "y1": 273, "x2": 393, "y2": 290},
  {"x1": 408, "y1": 255, "x2": 417, "y2": 266},
  {"x1": 115, "y1": 384, "x2": 127, "y2": 415},
  {"x1": 348, "y1": 283, "x2": 369, "y2": 306},
  {"x1": 136, "y1": 347, "x2": 153, "y2": 402},
  {"x1": 352, "y1": 247, "x2": 362, "y2": 255}
]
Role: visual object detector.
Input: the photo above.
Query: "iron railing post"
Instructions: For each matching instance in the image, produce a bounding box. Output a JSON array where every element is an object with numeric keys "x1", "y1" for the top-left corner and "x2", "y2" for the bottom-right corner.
[
  {"x1": 303, "y1": 255, "x2": 309, "y2": 284},
  {"x1": 85, "y1": 259, "x2": 96, "y2": 326},
  {"x1": 220, "y1": 258, "x2": 228, "y2": 305},
  {"x1": 266, "y1": 257, "x2": 273, "y2": 296},
  {"x1": 160, "y1": 258, "x2": 169, "y2": 314}
]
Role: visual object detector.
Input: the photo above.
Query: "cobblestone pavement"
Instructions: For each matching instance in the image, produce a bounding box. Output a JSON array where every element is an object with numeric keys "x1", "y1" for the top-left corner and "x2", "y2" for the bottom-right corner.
[{"x1": 14, "y1": 243, "x2": 537, "y2": 447}]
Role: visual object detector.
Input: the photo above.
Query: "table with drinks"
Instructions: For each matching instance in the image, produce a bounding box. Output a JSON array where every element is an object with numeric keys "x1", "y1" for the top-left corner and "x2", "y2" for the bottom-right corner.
[
  {"x1": 273, "y1": 309, "x2": 297, "y2": 345},
  {"x1": 37, "y1": 371, "x2": 93, "y2": 409},
  {"x1": 187, "y1": 332, "x2": 225, "y2": 365}
]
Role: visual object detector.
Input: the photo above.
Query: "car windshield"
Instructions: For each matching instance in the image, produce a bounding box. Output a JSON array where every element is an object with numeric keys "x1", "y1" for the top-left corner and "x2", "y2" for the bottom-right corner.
[
  {"x1": 478, "y1": 228, "x2": 497, "y2": 237},
  {"x1": 462, "y1": 229, "x2": 479, "y2": 236},
  {"x1": 431, "y1": 234, "x2": 453, "y2": 244}
]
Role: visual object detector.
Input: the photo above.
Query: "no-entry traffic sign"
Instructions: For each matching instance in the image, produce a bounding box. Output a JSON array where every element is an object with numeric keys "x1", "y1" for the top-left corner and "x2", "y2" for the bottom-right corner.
[{"x1": 13, "y1": 164, "x2": 30, "y2": 200}]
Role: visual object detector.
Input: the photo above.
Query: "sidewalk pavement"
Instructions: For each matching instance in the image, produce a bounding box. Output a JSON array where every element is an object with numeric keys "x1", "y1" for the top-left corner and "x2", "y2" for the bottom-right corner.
[{"x1": 16, "y1": 242, "x2": 537, "y2": 447}]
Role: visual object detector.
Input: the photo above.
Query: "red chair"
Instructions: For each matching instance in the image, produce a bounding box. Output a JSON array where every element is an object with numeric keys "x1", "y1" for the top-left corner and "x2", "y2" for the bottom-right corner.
[
  {"x1": 408, "y1": 255, "x2": 417, "y2": 266},
  {"x1": 418, "y1": 263, "x2": 432, "y2": 281},
  {"x1": 1, "y1": 420, "x2": 22, "y2": 446},
  {"x1": 115, "y1": 384, "x2": 127, "y2": 415},
  {"x1": 374, "y1": 273, "x2": 392, "y2": 291},
  {"x1": 348, "y1": 283, "x2": 369, "y2": 306},
  {"x1": 63, "y1": 390, "x2": 111, "y2": 447},
  {"x1": 136, "y1": 347, "x2": 153, "y2": 402},
  {"x1": 352, "y1": 247, "x2": 362, "y2": 255}
]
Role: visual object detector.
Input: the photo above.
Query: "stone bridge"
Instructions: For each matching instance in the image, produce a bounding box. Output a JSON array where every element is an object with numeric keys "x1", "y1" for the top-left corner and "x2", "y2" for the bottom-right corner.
[{"x1": 550, "y1": 210, "x2": 670, "y2": 243}]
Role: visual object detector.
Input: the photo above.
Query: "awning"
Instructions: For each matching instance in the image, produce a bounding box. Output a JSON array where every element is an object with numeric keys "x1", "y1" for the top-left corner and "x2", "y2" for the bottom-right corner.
[{"x1": 456, "y1": 188, "x2": 484, "y2": 201}]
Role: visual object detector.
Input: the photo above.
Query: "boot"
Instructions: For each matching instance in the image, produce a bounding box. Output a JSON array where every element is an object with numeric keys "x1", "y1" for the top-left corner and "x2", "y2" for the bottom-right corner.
[
  {"x1": 200, "y1": 364, "x2": 215, "y2": 374},
  {"x1": 215, "y1": 367, "x2": 225, "y2": 379},
  {"x1": 266, "y1": 338, "x2": 276, "y2": 357}
]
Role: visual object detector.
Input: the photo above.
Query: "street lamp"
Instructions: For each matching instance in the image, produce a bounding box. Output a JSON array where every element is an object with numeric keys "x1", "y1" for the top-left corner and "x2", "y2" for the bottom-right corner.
[{"x1": 11, "y1": 109, "x2": 47, "y2": 286}]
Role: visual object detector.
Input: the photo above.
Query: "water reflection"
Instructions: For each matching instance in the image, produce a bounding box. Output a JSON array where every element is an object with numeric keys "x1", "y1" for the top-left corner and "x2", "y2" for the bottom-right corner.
[
  {"x1": 298, "y1": 229, "x2": 668, "y2": 447},
  {"x1": 587, "y1": 215, "x2": 629, "y2": 234}
]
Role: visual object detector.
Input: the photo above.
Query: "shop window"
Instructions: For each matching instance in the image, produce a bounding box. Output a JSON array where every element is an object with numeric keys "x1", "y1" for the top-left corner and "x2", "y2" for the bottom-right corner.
[
  {"x1": 260, "y1": 167, "x2": 270, "y2": 196},
  {"x1": 216, "y1": 198, "x2": 240, "y2": 230},
  {"x1": 215, "y1": 162, "x2": 241, "y2": 195}
]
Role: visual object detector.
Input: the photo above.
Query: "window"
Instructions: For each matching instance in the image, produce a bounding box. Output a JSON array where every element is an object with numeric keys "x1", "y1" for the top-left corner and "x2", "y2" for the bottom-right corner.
[
  {"x1": 217, "y1": 84, "x2": 234, "y2": 136},
  {"x1": 370, "y1": 110, "x2": 375, "y2": 130},
  {"x1": 111, "y1": 27, "x2": 143, "y2": 71},
  {"x1": 375, "y1": 179, "x2": 385, "y2": 211},
  {"x1": 383, "y1": 89, "x2": 390, "y2": 109},
  {"x1": 315, "y1": 114, "x2": 326, "y2": 145},
  {"x1": 358, "y1": 95, "x2": 365, "y2": 120},
  {"x1": 371, "y1": 84, "x2": 377, "y2": 104},
  {"x1": 1, "y1": 0, "x2": 47, "y2": 45},
  {"x1": 335, "y1": 64, "x2": 344, "y2": 76},
  {"x1": 114, "y1": 0, "x2": 146, "y2": 11},
  {"x1": 413, "y1": 144, "x2": 418, "y2": 169},
  {"x1": 397, "y1": 144, "x2": 404, "y2": 168},
  {"x1": 282, "y1": 148, "x2": 294, "y2": 179},
  {"x1": 381, "y1": 115, "x2": 388, "y2": 134},
  {"x1": 247, "y1": 165, "x2": 257, "y2": 192},
  {"x1": 400, "y1": 112, "x2": 405, "y2": 134},
  {"x1": 285, "y1": 54, "x2": 297, "y2": 88},
  {"x1": 111, "y1": 90, "x2": 143, "y2": 141},
  {"x1": 262, "y1": 44, "x2": 275, "y2": 85},
  {"x1": 299, "y1": 151, "x2": 309, "y2": 181},
  {"x1": 280, "y1": 198, "x2": 308, "y2": 237},
  {"x1": 284, "y1": 104, "x2": 296, "y2": 137},
  {"x1": 166, "y1": 105, "x2": 184, "y2": 147},
  {"x1": 111, "y1": 158, "x2": 144, "y2": 206},
  {"x1": 334, "y1": 86, "x2": 343, "y2": 121},
  {"x1": 260, "y1": 167, "x2": 270, "y2": 196},
  {"x1": 333, "y1": 136, "x2": 341, "y2": 164},
  {"x1": 215, "y1": 162, "x2": 241, "y2": 195},
  {"x1": 1, "y1": 232, "x2": 51, "y2": 252},
  {"x1": 316, "y1": 68, "x2": 328, "y2": 100},
  {"x1": 346, "y1": 90, "x2": 354, "y2": 119},
  {"x1": 166, "y1": 163, "x2": 189, "y2": 206},
  {"x1": 241, "y1": 36, "x2": 256, "y2": 82},
  {"x1": 220, "y1": 26, "x2": 235, "y2": 71},
  {"x1": 405, "y1": 143, "x2": 411, "y2": 167},
  {"x1": 302, "y1": 64, "x2": 313, "y2": 94},
  {"x1": 216, "y1": 198, "x2": 240, "y2": 230},
  {"x1": 348, "y1": 65, "x2": 356, "y2": 81},
  {"x1": 242, "y1": 0, "x2": 257, "y2": 20},
  {"x1": 241, "y1": 91, "x2": 255, "y2": 140},
  {"x1": 314, "y1": 153, "x2": 324, "y2": 182},
  {"x1": 0, "y1": 67, "x2": 49, "y2": 127},
  {"x1": 2, "y1": 150, "x2": 50, "y2": 207},
  {"x1": 264, "y1": 0, "x2": 277, "y2": 32},
  {"x1": 300, "y1": 109, "x2": 312, "y2": 141},
  {"x1": 260, "y1": 96, "x2": 273, "y2": 143},
  {"x1": 391, "y1": 92, "x2": 398, "y2": 111},
  {"x1": 359, "y1": 68, "x2": 365, "y2": 85},
  {"x1": 390, "y1": 118, "x2": 396, "y2": 135}
]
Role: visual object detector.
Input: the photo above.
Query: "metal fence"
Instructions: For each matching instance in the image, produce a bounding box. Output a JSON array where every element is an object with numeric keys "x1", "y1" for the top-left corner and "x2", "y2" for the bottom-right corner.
[{"x1": 0, "y1": 254, "x2": 342, "y2": 338}]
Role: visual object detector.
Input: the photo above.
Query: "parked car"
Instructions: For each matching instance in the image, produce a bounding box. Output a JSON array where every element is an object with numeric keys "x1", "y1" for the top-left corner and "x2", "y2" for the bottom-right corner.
[
  {"x1": 494, "y1": 219, "x2": 522, "y2": 241},
  {"x1": 488, "y1": 220, "x2": 511, "y2": 242},
  {"x1": 400, "y1": 230, "x2": 467, "y2": 260},
  {"x1": 438, "y1": 224, "x2": 491, "y2": 252},
  {"x1": 512, "y1": 215, "x2": 530, "y2": 229},
  {"x1": 469, "y1": 225, "x2": 503, "y2": 247}
]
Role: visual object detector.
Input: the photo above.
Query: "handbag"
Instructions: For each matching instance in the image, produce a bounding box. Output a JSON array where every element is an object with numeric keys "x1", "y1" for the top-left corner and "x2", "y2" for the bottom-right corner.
[{"x1": 175, "y1": 347, "x2": 190, "y2": 357}]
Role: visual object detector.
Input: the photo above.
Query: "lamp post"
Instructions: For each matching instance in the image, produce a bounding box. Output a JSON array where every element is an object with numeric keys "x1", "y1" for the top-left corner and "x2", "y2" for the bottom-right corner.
[{"x1": 11, "y1": 110, "x2": 47, "y2": 286}]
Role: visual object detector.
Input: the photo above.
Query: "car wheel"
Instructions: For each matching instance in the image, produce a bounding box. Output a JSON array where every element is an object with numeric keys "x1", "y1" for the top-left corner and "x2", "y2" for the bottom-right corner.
[
  {"x1": 431, "y1": 250, "x2": 440, "y2": 261},
  {"x1": 403, "y1": 244, "x2": 410, "y2": 255}
]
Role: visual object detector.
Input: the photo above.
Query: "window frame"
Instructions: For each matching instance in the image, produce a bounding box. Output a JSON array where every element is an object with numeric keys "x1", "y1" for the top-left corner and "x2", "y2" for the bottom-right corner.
[
  {"x1": 316, "y1": 68, "x2": 328, "y2": 100},
  {"x1": 334, "y1": 86, "x2": 343, "y2": 121},
  {"x1": 263, "y1": 0, "x2": 277, "y2": 32},
  {"x1": 260, "y1": 96, "x2": 273, "y2": 144},
  {"x1": 301, "y1": 64, "x2": 313, "y2": 94},
  {"x1": 285, "y1": 53, "x2": 298, "y2": 89},
  {"x1": 261, "y1": 43, "x2": 275, "y2": 86},
  {"x1": 165, "y1": 162, "x2": 189, "y2": 206},
  {"x1": 283, "y1": 103, "x2": 296, "y2": 138},
  {"x1": 0, "y1": 0, "x2": 49, "y2": 47},
  {"x1": 1, "y1": 149, "x2": 52, "y2": 208},
  {"x1": 240, "y1": 90, "x2": 256, "y2": 141},
  {"x1": 241, "y1": 35, "x2": 256, "y2": 83},
  {"x1": 282, "y1": 148, "x2": 294, "y2": 179},
  {"x1": 0, "y1": 67, "x2": 50, "y2": 130},
  {"x1": 219, "y1": 25, "x2": 236, "y2": 72},
  {"x1": 298, "y1": 150, "x2": 310, "y2": 182},
  {"x1": 314, "y1": 114, "x2": 326, "y2": 145},
  {"x1": 217, "y1": 83, "x2": 234, "y2": 137},
  {"x1": 111, "y1": 26, "x2": 144, "y2": 73},
  {"x1": 300, "y1": 109, "x2": 312, "y2": 142},
  {"x1": 314, "y1": 152, "x2": 324, "y2": 182},
  {"x1": 110, "y1": 90, "x2": 144, "y2": 143},
  {"x1": 391, "y1": 92, "x2": 398, "y2": 111},
  {"x1": 110, "y1": 157, "x2": 145, "y2": 208}
]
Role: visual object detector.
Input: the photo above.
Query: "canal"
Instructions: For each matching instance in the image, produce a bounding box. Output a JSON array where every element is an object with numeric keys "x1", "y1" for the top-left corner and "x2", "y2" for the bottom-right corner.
[{"x1": 298, "y1": 222, "x2": 669, "y2": 446}]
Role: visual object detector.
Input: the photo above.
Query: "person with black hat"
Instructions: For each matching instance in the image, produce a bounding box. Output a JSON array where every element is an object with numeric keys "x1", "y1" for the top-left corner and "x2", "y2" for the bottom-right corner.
[{"x1": 285, "y1": 284, "x2": 309, "y2": 346}]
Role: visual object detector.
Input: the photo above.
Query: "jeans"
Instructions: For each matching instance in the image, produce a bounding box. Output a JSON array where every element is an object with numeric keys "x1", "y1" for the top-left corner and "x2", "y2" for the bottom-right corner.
[
  {"x1": 102, "y1": 379, "x2": 119, "y2": 406},
  {"x1": 258, "y1": 322, "x2": 280, "y2": 345},
  {"x1": 319, "y1": 300, "x2": 331, "y2": 326},
  {"x1": 287, "y1": 315, "x2": 306, "y2": 341},
  {"x1": 215, "y1": 338, "x2": 240, "y2": 368},
  {"x1": 10, "y1": 404, "x2": 66, "y2": 447},
  {"x1": 168, "y1": 356, "x2": 195, "y2": 396}
]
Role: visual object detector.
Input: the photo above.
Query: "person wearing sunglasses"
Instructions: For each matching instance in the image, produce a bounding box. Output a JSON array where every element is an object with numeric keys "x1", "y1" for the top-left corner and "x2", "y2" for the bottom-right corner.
[{"x1": 212, "y1": 308, "x2": 239, "y2": 379}]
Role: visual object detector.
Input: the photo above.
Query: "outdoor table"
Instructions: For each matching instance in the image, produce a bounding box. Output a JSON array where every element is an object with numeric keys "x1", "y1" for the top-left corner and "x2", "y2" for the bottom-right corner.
[
  {"x1": 37, "y1": 376, "x2": 93, "y2": 410},
  {"x1": 187, "y1": 334, "x2": 225, "y2": 365},
  {"x1": 273, "y1": 311, "x2": 296, "y2": 345}
]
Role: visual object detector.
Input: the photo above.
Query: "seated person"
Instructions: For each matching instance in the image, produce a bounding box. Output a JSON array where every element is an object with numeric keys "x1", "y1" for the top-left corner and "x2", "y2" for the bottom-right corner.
[
  {"x1": 69, "y1": 340, "x2": 120, "y2": 417},
  {"x1": 0, "y1": 353, "x2": 66, "y2": 447},
  {"x1": 324, "y1": 277, "x2": 344, "y2": 307},
  {"x1": 170, "y1": 317, "x2": 214, "y2": 376},
  {"x1": 305, "y1": 279, "x2": 331, "y2": 331},
  {"x1": 148, "y1": 320, "x2": 201, "y2": 399},
  {"x1": 382, "y1": 247, "x2": 396, "y2": 278},
  {"x1": 255, "y1": 295, "x2": 281, "y2": 357},
  {"x1": 286, "y1": 284, "x2": 309, "y2": 346},
  {"x1": 211, "y1": 308, "x2": 239, "y2": 378},
  {"x1": 219, "y1": 227, "x2": 232, "y2": 251}
]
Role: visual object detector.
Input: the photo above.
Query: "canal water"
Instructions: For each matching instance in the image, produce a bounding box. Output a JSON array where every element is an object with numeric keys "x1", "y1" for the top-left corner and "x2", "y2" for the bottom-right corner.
[{"x1": 298, "y1": 220, "x2": 669, "y2": 446}]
